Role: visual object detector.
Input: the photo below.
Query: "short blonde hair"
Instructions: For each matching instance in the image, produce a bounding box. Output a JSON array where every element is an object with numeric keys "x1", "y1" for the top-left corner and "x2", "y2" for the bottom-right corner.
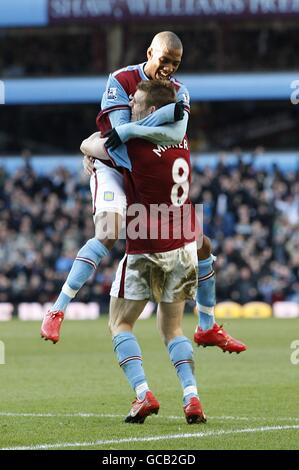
[{"x1": 137, "y1": 80, "x2": 177, "y2": 109}]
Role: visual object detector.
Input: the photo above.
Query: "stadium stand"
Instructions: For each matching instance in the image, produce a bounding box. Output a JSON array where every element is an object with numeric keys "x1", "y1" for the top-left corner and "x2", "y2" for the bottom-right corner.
[
  {"x1": 0, "y1": 0, "x2": 298, "y2": 315},
  {"x1": 2, "y1": 24, "x2": 299, "y2": 78},
  {"x1": 0, "y1": 155, "x2": 298, "y2": 312}
]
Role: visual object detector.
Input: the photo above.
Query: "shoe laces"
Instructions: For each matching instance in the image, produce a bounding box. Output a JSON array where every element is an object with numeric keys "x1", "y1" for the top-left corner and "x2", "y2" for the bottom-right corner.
[{"x1": 217, "y1": 324, "x2": 226, "y2": 335}]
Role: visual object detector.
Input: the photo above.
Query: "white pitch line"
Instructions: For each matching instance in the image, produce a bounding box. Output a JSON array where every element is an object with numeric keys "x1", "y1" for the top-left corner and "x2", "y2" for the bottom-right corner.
[
  {"x1": 210, "y1": 416, "x2": 299, "y2": 422},
  {"x1": 0, "y1": 412, "x2": 124, "y2": 418},
  {"x1": 1, "y1": 412, "x2": 299, "y2": 422},
  {"x1": 2, "y1": 425, "x2": 299, "y2": 451}
]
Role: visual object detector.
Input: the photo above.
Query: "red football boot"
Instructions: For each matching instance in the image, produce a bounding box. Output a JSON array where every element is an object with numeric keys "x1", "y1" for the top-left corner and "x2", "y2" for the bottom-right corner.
[
  {"x1": 194, "y1": 323, "x2": 247, "y2": 353},
  {"x1": 125, "y1": 391, "x2": 160, "y2": 424},
  {"x1": 40, "y1": 310, "x2": 64, "y2": 344},
  {"x1": 184, "y1": 396, "x2": 207, "y2": 424}
]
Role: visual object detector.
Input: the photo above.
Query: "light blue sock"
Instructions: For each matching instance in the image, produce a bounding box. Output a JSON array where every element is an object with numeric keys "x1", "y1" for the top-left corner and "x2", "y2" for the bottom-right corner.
[
  {"x1": 51, "y1": 238, "x2": 109, "y2": 312},
  {"x1": 168, "y1": 336, "x2": 198, "y2": 405},
  {"x1": 113, "y1": 332, "x2": 149, "y2": 400},
  {"x1": 196, "y1": 255, "x2": 216, "y2": 331}
]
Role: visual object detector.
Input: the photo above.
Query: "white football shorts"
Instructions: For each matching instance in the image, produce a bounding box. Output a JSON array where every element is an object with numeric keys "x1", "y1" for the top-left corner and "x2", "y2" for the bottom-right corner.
[
  {"x1": 110, "y1": 241, "x2": 198, "y2": 303},
  {"x1": 90, "y1": 160, "x2": 127, "y2": 219}
]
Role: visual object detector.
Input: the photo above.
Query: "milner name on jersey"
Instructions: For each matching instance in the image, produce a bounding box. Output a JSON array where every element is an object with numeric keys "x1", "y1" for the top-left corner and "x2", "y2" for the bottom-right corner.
[{"x1": 152, "y1": 138, "x2": 189, "y2": 158}]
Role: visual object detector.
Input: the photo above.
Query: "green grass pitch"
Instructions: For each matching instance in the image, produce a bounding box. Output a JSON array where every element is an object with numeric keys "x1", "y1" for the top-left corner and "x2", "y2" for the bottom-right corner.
[{"x1": 0, "y1": 316, "x2": 298, "y2": 450}]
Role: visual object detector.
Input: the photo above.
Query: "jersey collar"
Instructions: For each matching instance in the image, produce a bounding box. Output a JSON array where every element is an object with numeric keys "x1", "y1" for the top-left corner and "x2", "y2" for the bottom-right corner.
[{"x1": 139, "y1": 62, "x2": 150, "y2": 81}]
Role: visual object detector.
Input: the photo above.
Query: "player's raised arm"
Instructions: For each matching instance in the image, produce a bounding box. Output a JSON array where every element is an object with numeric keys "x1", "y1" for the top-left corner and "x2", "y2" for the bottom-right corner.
[
  {"x1": 105, "y1": 82, "x2": 190, "y2": 149},
  {"x1": 97, "y1": 72, "x2": 187, "y2": 165},
  {"x1": 112, "y1": 111, "x2": 188, "y2": 147}
]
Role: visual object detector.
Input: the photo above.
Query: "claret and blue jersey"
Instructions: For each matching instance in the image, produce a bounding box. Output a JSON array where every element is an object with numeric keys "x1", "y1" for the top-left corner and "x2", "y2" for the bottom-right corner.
[{"x1": 95, "y1": 62, "x2": 190, "y2": 170}]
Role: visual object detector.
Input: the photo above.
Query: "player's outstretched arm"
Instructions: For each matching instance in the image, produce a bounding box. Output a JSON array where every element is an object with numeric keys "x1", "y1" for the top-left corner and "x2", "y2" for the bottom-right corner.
[
  {"x1": 133, "y1": 101, "x2": 184, "y2": 128},
  {"x1": 107, "y1": 111, "x2": 189, "y2": 149},
  {"x1": 98, "y1": 74, "x2": 187, "y2": 168},
  {"x1": 105, "y1": 101, "x2": 185, "y2": 149}
]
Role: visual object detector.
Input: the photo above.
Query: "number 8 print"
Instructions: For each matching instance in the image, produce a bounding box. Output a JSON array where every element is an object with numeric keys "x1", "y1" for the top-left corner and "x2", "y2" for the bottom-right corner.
[{"x1": 171, "y1": 158, "x2": 190, "y2": 207}]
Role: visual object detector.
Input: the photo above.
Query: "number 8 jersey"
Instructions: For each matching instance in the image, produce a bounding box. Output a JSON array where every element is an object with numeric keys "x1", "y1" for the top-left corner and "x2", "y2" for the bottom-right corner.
[{"x1": 124, "y1": 135, "x2": 200, "y2": 254}]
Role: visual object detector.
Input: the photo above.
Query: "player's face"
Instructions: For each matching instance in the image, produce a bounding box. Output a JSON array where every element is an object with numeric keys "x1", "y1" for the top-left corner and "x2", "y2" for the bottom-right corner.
[
  {"x1": 130, "y1": 90, "x2": 153, "y2": 121},
  {"x1": 146, "y1": 46, "x2": 182, "y2": 80}
]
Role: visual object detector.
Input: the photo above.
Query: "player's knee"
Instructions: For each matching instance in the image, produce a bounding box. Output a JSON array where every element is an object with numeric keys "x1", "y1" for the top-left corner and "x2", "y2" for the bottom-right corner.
[
  {"x1": 98, "y1": 237, "x2": 116, "y2": 251},
  {"x1": 108, "y1": 315, "x2": 121, "y2": 336},
  {"x1": 109, "y1": 323, "x2": 133, "y2": 337},
  {"x1": 159, "y1": 327, "x2": 183, "y2": 345},
  {"x1": 159, "y1": 331, "x2": 168, "y2": 345},
  {"x1": 108, "y1": 316, "x2": 133, "y2": 336},
  {"x1": 108, "y1": 317, "x2": 115, "y2": 335},
  {"x1": 197, "y1": 235, "x2": 212, "y2": 260}
]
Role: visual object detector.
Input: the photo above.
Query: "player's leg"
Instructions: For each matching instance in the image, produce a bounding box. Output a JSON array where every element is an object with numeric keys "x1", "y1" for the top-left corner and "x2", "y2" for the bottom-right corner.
[
  {"x1": 157, "y1": 301, "x2": 206, "y2": 424},
  {"x1": 109, "y1": 296, "x2": 159, "y2": 423},
  {"x1": 196, "y1": 235, "x2": 216, "y2": 330},
  {"x1": 156, "y1": 242, "x2": 206, "y2": 423},
  {"x1": 49, "y1": 211, "x2": 118, "y2": 309},
  {"x1": 41, "y1": 164, "x2": 125, "y2": 343},
  {"x1": 40, "y1": 212, "x2": 118, "y2": 344},
  {"x1": 194, "y1": 235, "x2": 247, "y2": 353}
]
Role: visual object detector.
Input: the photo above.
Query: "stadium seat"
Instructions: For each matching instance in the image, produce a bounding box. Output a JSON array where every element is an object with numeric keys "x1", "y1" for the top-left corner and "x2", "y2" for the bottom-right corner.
[
  {"x1": 273, "y1": 301, "x2": 299, "y2": 319},
  {"x1": 242, "y1": 302, "x2": 272, "y2": 319},
  {"x1": 215, "y1": 301, "x2": 243, "y2": 319}
]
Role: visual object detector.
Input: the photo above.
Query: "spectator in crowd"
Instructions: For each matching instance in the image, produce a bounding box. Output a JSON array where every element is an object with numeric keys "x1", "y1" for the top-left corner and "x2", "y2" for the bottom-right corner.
[
  {"x1": 0, "y1": 156, "x2": 298, "y2": 310},
  {"x1": 2, "y1": 26, "x2": 299, "y2": 78}
]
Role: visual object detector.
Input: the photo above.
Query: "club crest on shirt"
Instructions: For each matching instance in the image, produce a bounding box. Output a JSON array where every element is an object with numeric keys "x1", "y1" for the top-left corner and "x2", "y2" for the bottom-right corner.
[
  {"x1": 107, "y1": 87, "x2": 117, "y2": 100},
  {"x1": 104, "y1": 191, "x2": 114, "y2": 201}
]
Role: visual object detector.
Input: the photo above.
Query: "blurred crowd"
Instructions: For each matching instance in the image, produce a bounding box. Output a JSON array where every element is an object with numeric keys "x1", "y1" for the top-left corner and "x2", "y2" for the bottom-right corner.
[
  {"x1": 1, "y1": 31, "x2": 107, "y2": 77},
  {"x1": 2, "y1": 24, "x2": 299, "y2": 157},
  {"x1": 0, "y1": 156, "x2": 298, "y2": 309},
  {"x1": 1, "y1": 25, "x2": 299, "y2": 78},
  {"x1": 191, "y1": 157, "x2": 299, "y2": 305}
]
